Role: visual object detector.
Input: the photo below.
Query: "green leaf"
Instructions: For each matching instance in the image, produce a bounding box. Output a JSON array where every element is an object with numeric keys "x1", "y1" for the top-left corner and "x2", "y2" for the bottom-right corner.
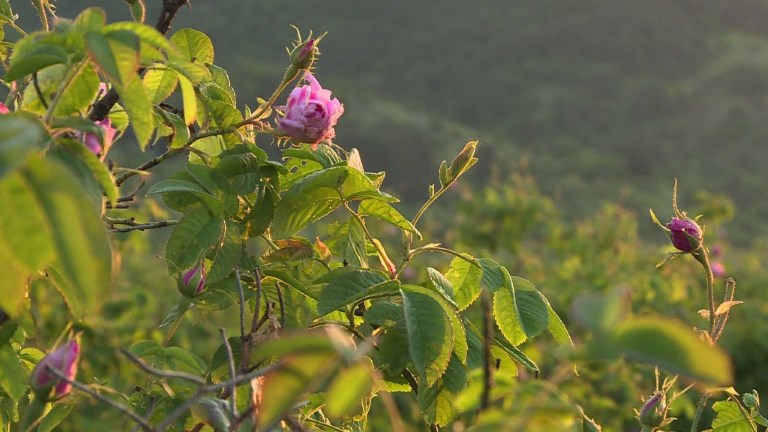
[
  {"x1": 545, "y1": 299, "x2": 573, "y2": 347},
  {"x1": 246, "y1": 184, "x2": 277, "y2": 237},
  {"x1": 85, "y1": 30, "x2": 140, "y2": 87},
  {"x1": 177, "y1": 74, "x2": 197, "y2": 126},
  {"x1": 20, "y1": 63, "x2": 99, "y2": 116},
  {"x1": 417, "y1": 355, "x2": 467, "y2": 427},
  {"x1": 164, "y1": 346, "x2": 206, "y2": 375},
  {"x1": 21, "y1": 63, "x2": 98, "y2": 116},
  {"x1": 0, "y1": 113, "x2": 51, "y2": 178},
  {"x1": 148, "y1": 178, "x2": 222, "y2": 213},
  {"x1": 165, "y1": 207, "x2": 223, "y2": 272},
  {"x1": 155, "y1": 108, "x2": 189, "y2": 149},
  {"x1": 206, "y1": 223, "x2": 242, "y2": 284},
  {"x1": 16, "y1": 156, "x2": 111, "y2": 318},
  {"x1": 257, "y1": 351, "x2": 336, "y2": 429},
  {"x1": 318, "y1": 269, "x2": 398, "y2": 316},
  {"x1": 426, "y1": 267, "x2": 456, "y2": 306},
  {"x1": 609, "y1": 317, "x2": 732, "y2": 386},
  {"x1": 36, "y1": 403, "x2": 73, "y2": 432},
  {"x1": 103, "y1": 22, "x2": 174, "y2": 54},
  {"x1": 326, "y1": 217, "x2": 368, "y2": 268},
  {"x1": 0, "y1": 345, "x2": 27, "y2": 401},
  {"x1": 4, "y1": 44, "x2": 68, "y2": 82},
  {"x1": 711, "y1": 401, "x2": 754, "y2": 431},
  {"x1": 57, "y1": 138, "x2": 117, "y2": 203},
  {"x1": 493, "y1": 335, "x2": 539, "y2": 374},
  {"x1": 273, "y1": 166, "x2": 391, "y2": 238},
  {"x1": 359, "y1": 199, "x2": 421, "y2": 237},
  {"x1": 445, "y1": 256, "x2": 482, "y2": 311},
  {"x1": 325, "y1": 357, "x2": 376, "y2": 419},
  {"x1": 214, "y1": 152, "x2": 262, "y2": 195},
  {"x1": 170, "y1": 28, "x2": 214, "y2": 64},
  {"x1": 143, "y1": 66, "x2": 178, "y2": 103},
  {"x1": 115, "y1": 74, "x2": 154, "y2": 150},
  {"x1": 73, "y1": 7, "x2": 106, "y2": 31},
  {"x1": 477, "y1": 258, "x2": 505, "y2": 293},
  {"x1": 129, "y1": 340, "x2": 164, "y2": 358},
  {"x1": 400, "y1": 285, "x2": 454, "y2": 386},
  {"x1": 493, "y1": 272, "x2": 549, "y2": 346}
]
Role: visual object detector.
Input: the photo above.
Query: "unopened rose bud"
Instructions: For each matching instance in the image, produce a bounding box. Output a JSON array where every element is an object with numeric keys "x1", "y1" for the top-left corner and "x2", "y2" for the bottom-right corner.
[
  {"x1": 290, "y1": 38, "x2": 316, "y2": 71},
  {"x1": 178, "y1": 263, "x2": 206, "y2": 297},
  {"x1": 639, "y1": 393, "x2": 664, "y2": 428},
  {"x1": 666, "y1": 217, "x2": 702, "y2": 253},
  {"x1": 30, "y1": 339, "x2": 80, "y2": 400},
  {"x1": 84, "y1": 118, "x2": 117, "y2": 156},
  {"x1": 743, "y1": 390, "x2": 760, "y2": 410}
]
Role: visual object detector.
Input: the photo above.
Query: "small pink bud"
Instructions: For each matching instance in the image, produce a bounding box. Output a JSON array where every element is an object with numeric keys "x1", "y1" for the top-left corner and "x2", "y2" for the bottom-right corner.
[
  {"x1": 30, "y1": 339, "x2": 80, "y2": 399},
  {"x1": 83, "y1": 118, "x2": 117, "y2": 156},
  {"x1": 666, "y1": 217, "x2": 702, "y2": 253},
  {"x1": 277, "y1": 73, "x2": 344, "y2": 148},
  {"x1": 290, "y1": 39, "x2": 315, "y2": 71},
  {"x1": 0, "y1": 102, "x2": 9, "y2": 114},
  {"x1": 178, "y1": 263, "x2": 206, "y2": 297},
  {"x1": 639, "y1": 393, "x2": 664, "y2": 428}
]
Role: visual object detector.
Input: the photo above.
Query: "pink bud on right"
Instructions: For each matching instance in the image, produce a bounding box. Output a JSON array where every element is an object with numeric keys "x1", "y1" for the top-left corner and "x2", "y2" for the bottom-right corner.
[
  {"x1": 30, "y1": 339, "x2": 80, "y2": 400},
  {"x1": 83, "y1": 118, "x2": 117, "y2": 156}
]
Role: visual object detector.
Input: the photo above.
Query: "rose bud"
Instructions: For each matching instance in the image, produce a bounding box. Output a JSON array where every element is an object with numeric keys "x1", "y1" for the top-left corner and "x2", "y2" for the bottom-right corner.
[
  {"x1": 639, "y1": 393, "x2": 664, "y2": 428},
  {"x1": 277, "y1": 73, "x2": 344, "y2": 149},
  {"x1": 30, "y1": 339, "x2": 80, "y2": 400},
  {"x1": 84, "y1": 118, "x2": 117, "y2": 156},
  {"x1": 178, "y1": 262, "x2": 207, "y2": 297},
  {"x1": 289, "y1": 38, "x2": 316, "y2": 72},
  {"x1": 666, "y1": 217, "x2": 702, "y2": 253}
]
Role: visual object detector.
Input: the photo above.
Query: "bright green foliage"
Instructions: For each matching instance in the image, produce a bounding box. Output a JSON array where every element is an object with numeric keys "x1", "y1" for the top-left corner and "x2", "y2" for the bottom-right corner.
[
  {"x1": 493, "y1": 272, "x2": 549, "y2": 346},
  {"x1": 400, "y1": 285, "x2": 454, "y2": 386}
]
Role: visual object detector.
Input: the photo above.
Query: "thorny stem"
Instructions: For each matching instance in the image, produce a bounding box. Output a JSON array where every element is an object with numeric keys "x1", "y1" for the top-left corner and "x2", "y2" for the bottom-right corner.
[
  {"x1": 107, "y1": 218, "x2": 179, "y2": 233},
  {"x1": 690, "y1": 393, "x2": 710, "y2": 432},
  {"x1": 693, "y1": 247, "x2": 716, "y2": 342},
  {"x1": 235, "y1": 267, "x2": 246, "y2": 337},
  {"x1": 121, "y1": 348, "x2": 205, "y2": 385},
  {"x1": 46, "y1": 366, "x2": 153, "y2": 431},
  {"x1": 219, "y1": 328, "x2": 237, "y2": 420}
]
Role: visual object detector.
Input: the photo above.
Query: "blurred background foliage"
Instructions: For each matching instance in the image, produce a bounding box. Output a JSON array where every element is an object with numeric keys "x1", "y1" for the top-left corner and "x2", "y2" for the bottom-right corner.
[{"x1": 8, "y1": 1, "x2": 768, "y2": 430}]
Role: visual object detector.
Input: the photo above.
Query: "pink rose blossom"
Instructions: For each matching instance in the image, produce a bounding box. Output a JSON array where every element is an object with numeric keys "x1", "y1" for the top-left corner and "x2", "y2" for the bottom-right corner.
[
  {"x1": 711, "y1": 261, "x2": 726, "y2": 278},
  {"x1": 30, "y1": 339, "x2": 80, "y2": 399},
  {"x1": 0, "y1": 103, "x2": 9, "y2": 114},
  {"x1": 84, "y1": 118, "x2": 117, "y2": 156},
  {"x1": 277, "y1": 73, "x2": 344, "y2": 148}
]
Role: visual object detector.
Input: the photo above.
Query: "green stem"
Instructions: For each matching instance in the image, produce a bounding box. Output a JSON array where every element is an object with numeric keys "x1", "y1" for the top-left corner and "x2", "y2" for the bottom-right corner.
[
  {"x1": 411, "y1": 184, "x2": 451, "y2": 230},
  {"x1": 341, "y1": 196, "x2": 391, "y2": 275},
  {"x1": 690, "y1": 393, "x2": 710, "y2": 432},
  {"x1": 43, "y1": 60, "x2": 87, "y2": 124},
  {"x1": 31, "y1": 0, "x2": 49, "y2": 31},
  {"x1": 20, "y1": 398, "x2": 47, "y2": 432},
  {"x1": 407, "y1": 245, "x2": 477, "y2": 267},
  {"x1": 694, "y1": 248, "x2": 716, "y2": 341},
  {"x1": 244, "y1": 65, "x2": 301, "y2": 123}
]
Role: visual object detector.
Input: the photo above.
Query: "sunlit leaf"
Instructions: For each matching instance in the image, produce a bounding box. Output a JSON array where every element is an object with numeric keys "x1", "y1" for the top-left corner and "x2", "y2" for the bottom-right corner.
[
  {"x1": 445, "y1": 256, "x2": 482, "y2": 311},
  {"x1": 400, "y1": 285, "x2": 454, "y2": 386},
  {"x1": 493, "y1": 272, "x2": 549, "y2": 346},
  {"x1": 317, "y1": 269, "x2": 398, "y2": 316}
]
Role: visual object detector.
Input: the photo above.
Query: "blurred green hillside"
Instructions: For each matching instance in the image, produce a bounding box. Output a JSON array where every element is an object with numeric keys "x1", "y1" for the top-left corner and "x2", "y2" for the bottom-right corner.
[{"x1": 50, "y1": 0, "x2": 768, "y2": 244}]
